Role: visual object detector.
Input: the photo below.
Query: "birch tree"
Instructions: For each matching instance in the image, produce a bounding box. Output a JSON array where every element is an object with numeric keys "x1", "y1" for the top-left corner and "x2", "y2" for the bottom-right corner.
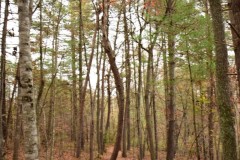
[{"x1": 18, "y1": 0, "x2": 39, "y2": 159}]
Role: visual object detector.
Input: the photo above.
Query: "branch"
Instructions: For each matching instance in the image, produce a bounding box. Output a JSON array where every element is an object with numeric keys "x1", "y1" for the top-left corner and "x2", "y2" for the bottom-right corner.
[{"x1": 227, "y1": 21, "x2": 240, "y2": 40}]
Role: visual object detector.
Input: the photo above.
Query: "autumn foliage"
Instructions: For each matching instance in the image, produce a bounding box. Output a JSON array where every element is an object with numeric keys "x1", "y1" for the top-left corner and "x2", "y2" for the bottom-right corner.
[{"x1": 144, "y1": 0, "x2": 162, "y2": 16}]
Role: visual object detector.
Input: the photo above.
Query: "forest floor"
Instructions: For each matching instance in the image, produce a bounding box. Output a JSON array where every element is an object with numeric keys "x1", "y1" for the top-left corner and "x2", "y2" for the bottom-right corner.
[{"x1": 6, "y1": 145, "x2": 191, "y2": 159}]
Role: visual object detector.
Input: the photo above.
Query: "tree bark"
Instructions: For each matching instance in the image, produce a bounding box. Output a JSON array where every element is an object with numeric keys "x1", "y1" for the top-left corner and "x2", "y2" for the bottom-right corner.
[
  {"x1": 122, "y1": 0, "x2": 131, "y2": 157},
  {"x1": 228, "y1": 0, "x2": 240, "y2": 94},
  {"x1": 209, "y1": 0, "x2": 238, "y2": 159},
  {"x1": 76, "y1": 6, "x2": 99, "y2": 157},
  {"x1": 0, "y1": 0, "x2": 10, "y2": 158},
  {"x1": 77, "y1": 0, "x2": 84, "y2": 154},
  {"x1": 70, "y1": 0, "x2": 77, "y2": 141},
  {"x1": 203, "y1": 1, "x2": 215, "y2": 159},
  {"x1": 166, "y1": 1, "x2": 176, "y2": 158},
  {"x1": 18, "y1": 0, "x2": 39, "y2": 159},
  {"x1": 102, "y1": 1, "x2": 125, "y2": 159},
  {"x1": 186, "y1": 49, "x2": 201, "y2": 160}
]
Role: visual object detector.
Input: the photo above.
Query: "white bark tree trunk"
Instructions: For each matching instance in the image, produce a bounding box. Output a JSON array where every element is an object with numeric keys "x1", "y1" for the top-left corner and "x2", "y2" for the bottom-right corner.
[{"x1": 18, "y1": 0, "x2": 39, "y2": 159}]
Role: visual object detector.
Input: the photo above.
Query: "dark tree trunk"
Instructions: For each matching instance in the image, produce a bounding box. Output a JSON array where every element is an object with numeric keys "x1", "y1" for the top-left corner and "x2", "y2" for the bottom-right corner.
[
  {"x1": 209, "y1": 0, "x2": 238, "y2": 159},
  {"x1": 186, "y1": 48, "x2": 201, "y2": 160},
  {"x1": 166, "y1": 1, "x2": 176, "y2": 159},
  {"x1": 76, "y1": 6, "x2": 99, "y2": 157},
  {"x1": 122, "y1": 0, "x2": 131, "y2": 156},
  {"x1": 102, "y1": 1, "x2": 125, "y2": 159},
  {"x1": 77, "y1": 0, "x2": 83, "y2": 154},
  {"x1": 100, "y1": 52, "x2": 106, "y2": 154},
  {"x1": 105, "y1": 71, "x2": 111, "y2": 131},
  {"x1": 203, "y1": 1, "x2": 215, "y2": 159},
  {"x1": 228, "y1": 0, "x2": 240, "y2": 94},
  {"x1": 144, "y1": 50, "x2": 156, "y2": 160},
  {"x1": 0, "y1": 1, "x2": 10, "y2": 155}
]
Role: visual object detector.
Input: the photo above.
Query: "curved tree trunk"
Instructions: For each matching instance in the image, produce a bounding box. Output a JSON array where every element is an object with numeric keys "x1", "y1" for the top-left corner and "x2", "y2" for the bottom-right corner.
[{"x1": 102, "y1": 1, "x2": 125, "y2": 159}]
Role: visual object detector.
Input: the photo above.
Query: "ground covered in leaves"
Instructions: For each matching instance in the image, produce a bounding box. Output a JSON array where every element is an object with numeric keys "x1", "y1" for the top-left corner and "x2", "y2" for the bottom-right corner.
[{"x1": 6, "y1": 144, "x2": 191, "y2": 159}]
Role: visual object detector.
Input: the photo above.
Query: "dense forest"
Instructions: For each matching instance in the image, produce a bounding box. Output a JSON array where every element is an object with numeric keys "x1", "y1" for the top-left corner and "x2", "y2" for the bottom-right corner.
[{"x1": 0, "y1": 0, "x2": 240, "y2": 159}]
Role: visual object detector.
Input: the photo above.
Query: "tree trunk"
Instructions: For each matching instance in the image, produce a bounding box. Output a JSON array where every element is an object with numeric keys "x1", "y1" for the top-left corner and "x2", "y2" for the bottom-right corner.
[
  {"x1": 70, "y1": 0, "x2": 77, "y2": 141},
  {"x1": 13, "y1": 86, "x2": 22, "y2": 160},
  {"x1": 96, "y1": 43, "x2": 102, "y2": 155},
  {"x1": 76, "y1": 7, "x2": 99, "y2": 157},
  {"x1": 203, "y1": 1, "x2": 215, "y2": 159},
  {"x1": 165, "y1": 1, "x2": 176, "y2": 159},
  {"x1": 102, "y1": 1, "x2": 125, "y2": 159},
  {"x1": 105, "y1": 71, "x2": 111, "y2": 132},
  {"x1": 0, "y1": 0, "x2": 9, "y2": 157},
  {"x1": 1, "y1": 0, "x2": 10, "y2": 143},
  {"x1": 209, "y1": 0, "x2": 238, "y2": 159},
  {"x1": 228, "y1": 0, "x2": 240, "y2": 94},
  {"x1": 186, "y1": 46, "x2": 201, "y2": 160},
  {"x1": 36, "y1": 0, "x2": 45, "y2": 122},
  {"x1": 18, "y1": 0, "x2": 39, "y2": 159},
  {"x1": 122, "y1": 0, "x2": 131, "y2": 156},
  {"x1": 76, "y1": 0, "x2": 84, "y2": 155},
  {"x1": 144, "y1": 50, "x2": 156, "y2": 160},
  {"x1": 100, "y1": 51, "x2": 106, "y2": 154}
]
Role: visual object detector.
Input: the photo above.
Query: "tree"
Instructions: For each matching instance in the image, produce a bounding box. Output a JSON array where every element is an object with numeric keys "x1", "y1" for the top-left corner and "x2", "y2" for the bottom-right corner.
[
  {"x1": 209, "y1": 0, "x2": 237, "y2": 159},
  {"x1": 228, "y1": 0, "x2": 240, "y2": 93},
  {"x1": 102, "y1": 0, "x2": 125, "y2": 159},
  {"x1": 18, "y1": 0, "x2": 39, "y2": 159},
  {"x1": 122, "y1": 0, "x2": 131, "y2": 157},
  {"x1": 0, "y1": 0, "x2": 10, "y2": 158},
  {"x1": 166, "y1": 0, "x2": 176, "y2": 159}
]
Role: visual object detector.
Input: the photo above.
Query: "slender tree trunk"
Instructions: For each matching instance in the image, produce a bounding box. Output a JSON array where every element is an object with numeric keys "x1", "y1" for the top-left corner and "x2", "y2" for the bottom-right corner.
[
  {"x1": 105, "y1": 71, "x2": 111, "y2": 131},
  {"x1": 89, "y1": 80, "x2": 94, "y2": 160},
  {"x1": 70, "y1": 0, "x2": 77, "y2": 141},
  {"x1": 165, "y1": 1, "x2": 176, "y2": 159},
  {"x1": 186, "y1": 45, "x2": 201, "y2": 160},
  {"x1": 18, "y1": 0, "x2": 39, "y2": 159},
  {"x1": 13, "y1": 87, "x2": 21, "y2": 160},
  {"x1": 152, "y1": 55, "x2": 159, "y2": 160},
  {"x1": 209, "y1": 0, "x2": 238, "y2": 159},
  {"x1": 102, "y1": 1, "x2": 125, "y2": 159},
  {"x1": 144, "y1": 49, "x2": 156, "y2": 160},
  {"x1": 199, "y1": 83, "x2": 207, "y2": 160},
  {"x1": 76, "y1": 7, "x2": 100, "y2": 157},
  {"x1": 36, "y1": 0, "x2": 44, "y2": 120},
  {"x1": 203, "y1": 1, "x2": 215, "y2": 159},
  {"x1": 122, "y1": 0, "x2": 131, "y2": 156},
  {"x1": 13, "y1": 65, "x2": 21, "y2": 160},
  {"x1": 100, "y1": 51, "x2": 106, "y2": 154},
  {"x1": 6, "y1": 68, "x2": 18, "y2": 146},
  {"x1": 48, "y1": 4, "x2": 62, "y2": 159},
  {"x1": 1, "y1": 0, "x2": 10, "y2": 147},
  {"x1": 0, "y1": 0, "x2": 10, "y2": 157},
  {"x1": 77, "y1": 0, "x2": 83, "y2": 154},
  {"x1": 136, "y1": 36, "x2": 144, "y2": 160},
  {"x1": 134, "y1": 3, "x2": 144, "y2": 157},
  {"x1": 96, "y1": 41, "x2": 102, "y2": 155}
]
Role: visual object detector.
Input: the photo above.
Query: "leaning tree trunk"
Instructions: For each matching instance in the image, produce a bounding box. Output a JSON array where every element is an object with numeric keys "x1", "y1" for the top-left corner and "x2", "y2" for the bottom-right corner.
[
  {"x1": 18, "y1": 0, "x2": 39, "y2": 159},
  {"x1": 209, "y1": 0, "x2": 238, "y2": 159},
  {"x1": 76, "y1": 6, "x2": 100, "y2": 158},
  {"x1": 102, "y1": 0, "x2": 125, "y2": 159}
]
